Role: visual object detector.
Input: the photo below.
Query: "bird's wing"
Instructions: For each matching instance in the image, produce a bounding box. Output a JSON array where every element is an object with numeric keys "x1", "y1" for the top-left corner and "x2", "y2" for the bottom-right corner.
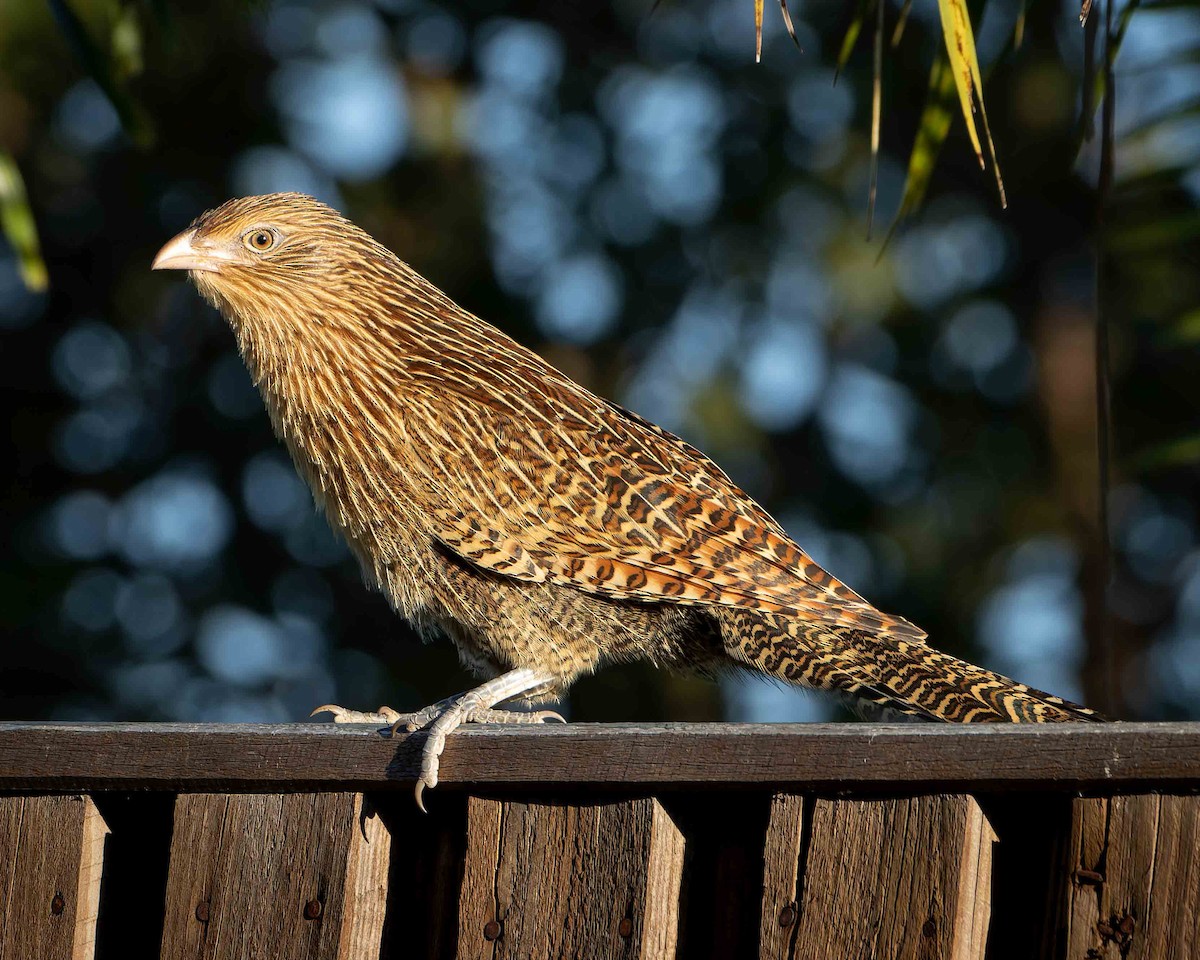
[{"x1": 396, "y1": 369, "x2": 925, "y2": 641}]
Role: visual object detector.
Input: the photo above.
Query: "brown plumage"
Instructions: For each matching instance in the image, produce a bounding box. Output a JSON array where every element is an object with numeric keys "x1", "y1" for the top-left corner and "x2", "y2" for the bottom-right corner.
[{"x1": 153, "y1": 193, "x2": 1103, "y2": 804}]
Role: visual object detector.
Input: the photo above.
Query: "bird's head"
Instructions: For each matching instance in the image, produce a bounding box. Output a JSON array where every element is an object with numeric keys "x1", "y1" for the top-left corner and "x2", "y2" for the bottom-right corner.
[{"x1": 152, "y1": 193, "x2": 390, "y2": 321}]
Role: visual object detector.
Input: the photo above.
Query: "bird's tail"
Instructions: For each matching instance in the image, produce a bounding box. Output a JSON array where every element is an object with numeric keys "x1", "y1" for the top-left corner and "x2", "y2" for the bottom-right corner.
[{"x1": 723, "y1": 608, "x2": 1104, "y2": 723}]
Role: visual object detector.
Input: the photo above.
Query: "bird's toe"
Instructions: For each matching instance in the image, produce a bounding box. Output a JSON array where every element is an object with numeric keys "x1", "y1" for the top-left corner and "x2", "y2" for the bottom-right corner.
[{"x1": 310, "y1": 703, "x2": 398, "y2": 724}]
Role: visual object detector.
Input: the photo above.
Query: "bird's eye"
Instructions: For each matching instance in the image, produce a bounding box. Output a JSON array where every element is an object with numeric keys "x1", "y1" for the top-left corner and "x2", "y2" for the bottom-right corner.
[{"x1": 244, "y1": 230, "x2": 275, "y2": 252}]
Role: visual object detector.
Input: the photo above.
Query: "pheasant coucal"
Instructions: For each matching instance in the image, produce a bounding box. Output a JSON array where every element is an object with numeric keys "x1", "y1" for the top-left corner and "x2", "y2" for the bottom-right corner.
[{"x1": 153, "y1": 193, "x2": 1102, "y2": 805}]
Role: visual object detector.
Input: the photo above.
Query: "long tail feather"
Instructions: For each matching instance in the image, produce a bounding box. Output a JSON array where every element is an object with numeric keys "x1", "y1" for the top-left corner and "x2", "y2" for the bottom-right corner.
[{"x1": 724, "y1": 609, "x2": 1105, "y2": 722}]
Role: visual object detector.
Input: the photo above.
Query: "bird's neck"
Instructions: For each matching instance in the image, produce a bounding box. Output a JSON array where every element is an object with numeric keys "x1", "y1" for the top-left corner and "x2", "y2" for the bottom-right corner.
[{"x1": 217, "y1": 288, "x2": 413, "y2": 542}]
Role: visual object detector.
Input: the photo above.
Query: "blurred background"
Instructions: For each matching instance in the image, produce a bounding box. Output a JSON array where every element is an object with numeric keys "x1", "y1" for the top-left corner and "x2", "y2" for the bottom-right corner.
[{"x1": 1, "y1": 0, "x2": 1198, "y2": 725}]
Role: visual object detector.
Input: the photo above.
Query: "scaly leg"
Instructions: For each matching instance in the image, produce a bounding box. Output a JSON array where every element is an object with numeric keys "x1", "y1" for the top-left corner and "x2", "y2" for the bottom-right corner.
[{"x1": 311, "y1": 666, "x2": 562, "y2": 810}]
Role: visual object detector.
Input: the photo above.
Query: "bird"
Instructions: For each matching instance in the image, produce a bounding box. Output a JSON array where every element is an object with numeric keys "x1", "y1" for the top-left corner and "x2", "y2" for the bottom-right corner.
[{"x1": 153, "y1": 193, "x2": 1103, "y2": 807}]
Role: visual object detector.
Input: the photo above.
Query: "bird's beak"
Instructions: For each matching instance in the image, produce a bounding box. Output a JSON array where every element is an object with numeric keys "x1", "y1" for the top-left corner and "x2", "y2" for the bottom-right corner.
[{"x1": 152, "y1": 229, "x2": 233, "y2": 274}]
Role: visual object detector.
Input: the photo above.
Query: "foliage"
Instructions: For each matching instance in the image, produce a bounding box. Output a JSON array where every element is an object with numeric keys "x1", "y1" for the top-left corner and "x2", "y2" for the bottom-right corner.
[{"x1": 0, "y1": 0, "x2": 1198, "y2": 724}]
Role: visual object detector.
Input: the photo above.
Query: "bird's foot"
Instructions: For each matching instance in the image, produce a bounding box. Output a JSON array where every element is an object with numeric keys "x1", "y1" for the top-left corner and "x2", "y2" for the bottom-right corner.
[
  {"x1": 397, "y1": 697, "x2": 565, "y2": 813},
  {"x1": 311, "y1": 668, "x2": 562, "y2": 811}
]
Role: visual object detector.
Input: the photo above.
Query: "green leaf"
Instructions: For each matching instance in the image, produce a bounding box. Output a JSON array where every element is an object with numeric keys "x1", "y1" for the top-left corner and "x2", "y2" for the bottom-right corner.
[
  {"x1": 111, "y1": 2, "x2": 145, "y2": 81},
  {"x1": 1169, "y1": 309, "x2": 1200, "y2": 343},
  {"x1": 1111, "y1": 162, "x2": 1192, "y2": 196},
  {"x1": 887, "y1": 51, "x2": 957, "y2": 234},
  {"x1": 834, "y1": 0, "x2": 877, "y2": 84},
  {"x1": 1107, "y1": 213, "x2": 1200, "y2": 253},
  {"x1": 936, "y1": 0, "x2": 1006, "y2": 205},
  {"x1": 891, "y1": 0, "x2": 915, "y2": 47},
  {"x1": 1134, "y1": 434, "x2": 1200, "y2": 471},
  {"x1": 0, "y1": 154, "x2": 48, "y2": 292}
]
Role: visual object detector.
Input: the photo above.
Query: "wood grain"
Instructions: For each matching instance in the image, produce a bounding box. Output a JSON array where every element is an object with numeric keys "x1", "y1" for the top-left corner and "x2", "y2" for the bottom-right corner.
[
  {"x1": 160, "y1": 792, "x2": 390, "y2": 960},
  {"x1": 0, "y1": 722, "x2": 1197, "y2": 791},
  {"x1": 1062, "y1": 794, "x2": 1200, "y2": 960},
  {"x1": 759, "y1": 794, "x2": 806, "y2": 959},
  {"x1": 457, "y1": 796, "x2": 685, "y2": 959},
  {"x1": 0, "y1": 794, "x2": 109, "y2": 960},
  {"x1": 762, "y1": 794, "x2": 996, "y2": 960}
]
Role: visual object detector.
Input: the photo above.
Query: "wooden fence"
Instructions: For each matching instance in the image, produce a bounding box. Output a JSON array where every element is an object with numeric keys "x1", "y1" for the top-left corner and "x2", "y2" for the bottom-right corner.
[{"x1": 0, "y1": 721, "x2": 1198, "y2": 959}]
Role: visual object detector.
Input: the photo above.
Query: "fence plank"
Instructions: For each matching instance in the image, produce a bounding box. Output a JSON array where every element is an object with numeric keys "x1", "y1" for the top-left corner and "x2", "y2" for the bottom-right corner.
[
  {"x1": 0, "y1": 794, "x2": 109, "y2": 960},
  {"x1": 760, "y1": 794, "x2": 805, "y2": 958},
  {"x1": 160, "y1": 793, "x2": 390, "y2": 960},
  {"x1": 761, "y1": 794, "x2": 995, "y2": 960},
  {"x1": 457, "y1": 796, "x2": 685, "y2": 959},
  {"x1": 1062, "y1": 794, "x2": 1200, "y2": 959},
  {"x1": 2, "y1": 722, "x2": 1199, "y2": 791}
]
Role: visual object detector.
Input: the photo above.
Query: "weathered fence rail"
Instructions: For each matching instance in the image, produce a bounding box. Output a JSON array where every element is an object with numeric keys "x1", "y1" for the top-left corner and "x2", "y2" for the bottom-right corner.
[{"x1": 0, "y1": 722, "x2": 1197, "y2": 959}]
